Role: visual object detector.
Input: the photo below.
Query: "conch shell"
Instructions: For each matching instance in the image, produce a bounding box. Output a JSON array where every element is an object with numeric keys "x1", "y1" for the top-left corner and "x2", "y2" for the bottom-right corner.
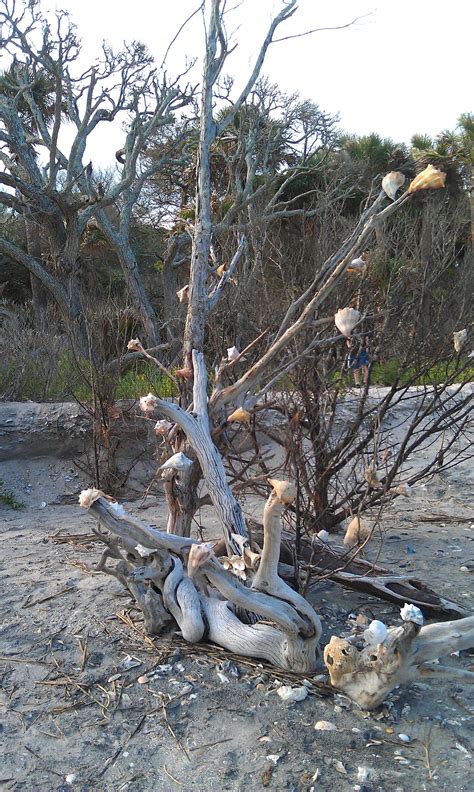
[
  {"x1": 227, "y1": 345, "x2": 240, "y2": 362},
  {"x1": 363, "y1": 619, "x2": 388, "y2": 646},
  {"x1": 127, "y1": 338, "x2": 144, "y2": 353},
  {"x1": 453, "y1": 329, "x2": 467, "y2": 353},
  {"x1": 268, "y1": 478, "x2": 297, "y2": 505},
  {"x1": 139, "y1": 393, "x2": 158, "y2": 414},
  {"x1": 347, "y1": 255, "x2": 366, "y2": 274},
  {"x1": 176, "y1": 285, "x2": 190, "y2": 304},
  {"x1": 408, "y1": 164, "x2": 446, "y2": 193},
  {"x1": 227, "y1": 407, "x2": 251, "y2": 425},
  {"x1": 78, "y1": 488, "x2": 108, "y2": 509},
  {"x1": 364, "y1": 466, "x2": 381, "y2": 489},
  {"x1": 382, "y1": 171, "x2": 405, "y2": 201},
  {"x1": 158, "y1": 451, "x2": 193, "y2": 473},
  {"x1": 395, "y1": 482, "x2": 411, "y2": 498},
  {"x1": 175, "y1": 367, "x2": 193, "y2": 381},
  {"x1": 334, "y1": 307, "x2": 361, "y2": 337},
  {"x1": 216, "y1": 263, "x2": 226, "y2": 277},
  {"x1": 187, "y1": 542, "x2": 215, "y2": 577},
  {"x1": 400, "y1": 603, "x2": 424, "y2": 625},
  {"x1": 344, "y1": 516, "x2": 372, "y2": 548},
  {"x1": 154, "y1": 419, "x2": 172, "y2": 436}
]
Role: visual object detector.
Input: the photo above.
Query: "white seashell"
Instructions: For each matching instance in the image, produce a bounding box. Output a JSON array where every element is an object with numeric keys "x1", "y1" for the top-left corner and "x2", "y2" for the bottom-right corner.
[
  {"x1": 400, "y1": 603, "x2": 424, "y2": 625},
  {"x1": 266, "y1": 754, "x2": 281, "y2": 765},
  {"x1": 176, "y1": 285, "x2": 190, "y2": 304},
  {"x1": 139, "y1": 393, "x2": 158, "y2": 414},
  {"x1": 357, "y1": 767, "x2": 372, "y2": 782},
  {"x1": 363, "y1": 620, "x2": 388, "y2": 646},
  {"x1": 334, "y1": 307, "x2": 361, "y2": 337},
  {"x1": 216, "y1": 672, "x2": 230, "y2": 683},
  {"x1": 453, "y1": 329, "x2": 467, "y2": 353},
  {"x1": 382, "y1": 171, "x2": 405, "y2": 200},
  {"x1": 154, "y1": 419, "x2": 172, "y2": 436},
  {"x1": 398, "y1": 733, "x2": 411, "y2": 743},
  {"x1": 314, "y1": 720, "x2": 337, "y2": 731},
  {"x1": 333, "y1": 760, "x2": 347, "y2": 775},
  {"x1": 227, "y1": 345, "x2": 240, "y2": 362},
  {"x1": 134, "y1": 543, "x2": 154, "y2": 558},
  {"x1": 316, "y1": 529, "x2": 329, "y2": 542},
  {"x1": 158, "y1": 451, "x2": 193, "y2": 472},
  {"x1": 78, "y1": 488, "x2": 104, "y2": 509},
  {"x1": 276, "y1": 685, "x2": 308, "y2": 703},
  {"x1": 65, "y1": 775, "x2": 76, "y2": 785}
]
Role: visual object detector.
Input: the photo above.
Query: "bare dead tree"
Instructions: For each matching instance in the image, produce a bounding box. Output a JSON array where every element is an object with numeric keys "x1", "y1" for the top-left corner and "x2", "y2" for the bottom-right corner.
[{"x1": 78, "y1": 0, "x2": 474, "y2": 704}]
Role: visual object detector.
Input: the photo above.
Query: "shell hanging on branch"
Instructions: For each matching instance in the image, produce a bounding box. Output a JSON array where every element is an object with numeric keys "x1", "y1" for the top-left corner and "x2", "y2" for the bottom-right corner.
[
  {"x1": 158, "y1": 451, "x2": 193, "y2": 473},
  {"x1": 227, "y1": 345, "x2": 240, "y2": 362},
  {"x1": 175, "y1": 367, "x2": 193, "y2": 381},
  {"x1": 400, "y1": 603, "x2": 424, "y2": 625},
  {"x1": 363, "y1": 619, "x2": 388, "y2": 646},
  {"x1": 227, "y1": 407, "x2": 251, "y2": 425},
  {"x1": 381, "y1": 171, "x2": 405, "y2": 201},
  {"x1": 453, "y1": 329, "x2": 467, "y2": 353},
  {"x1": 139, "y1": 393, "x2": 158, "y2": 414},
  {"x1": 268, "y1": 478, "x2": 297, "y2": 505},
  {"x1": 176, "y1": 285, "x2": 190, "y2": 304},
  {"x1": 154, "y1": 419, "x2": 173, "y2": 436},
  {"x1": 408, "y1": 164, "x2": 446, "y2": 193},
  {"x1": 187, "y1": 542, "x2": 215, "y2": 577},
  {"x1": 334, "y1": 307, "x2": 361, "y2": 337},
  {"x1": 127, "y1": 337, "x2": 145, "y2": 353},
  {"x1": 79, "y1": 488, "x2": 111, "y2": 509},
  {"x1": 364, "y1": 466, "x2": 382, "y2": 489},
  {"x1": 347, "y1": 255, "x2": 367, "y2": 275},
  {"x1": 344, "y1": 516, "x2": 372, "y2": 549},
  {"x1": 395, "y1": 482, "x2": 412, "y2": 498}
]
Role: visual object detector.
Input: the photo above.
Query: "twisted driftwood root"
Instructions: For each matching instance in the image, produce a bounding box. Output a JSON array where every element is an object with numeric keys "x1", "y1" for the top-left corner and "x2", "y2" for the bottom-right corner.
[
  {"x1": 79, "y1": 483, "x2": 321, "y2": 673},
  {"x1": 323, "y1": 611, "x2": 474, "y2": 709}
]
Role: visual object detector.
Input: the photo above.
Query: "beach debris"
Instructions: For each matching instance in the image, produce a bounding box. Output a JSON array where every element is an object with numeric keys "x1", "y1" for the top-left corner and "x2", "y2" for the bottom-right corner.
[
  {"x1": 334, "y1": 307, "x2": 361, "y2": 337},
  {"x1": 137, "y1": 675, "x2": 149, "y2": 684},
  {"x1": 363, "y1": 620, "x2": 388, "y2": 646},
  {"x1": 398, "y1": 734, "x2": 411, "y2": 743},
  {"x1": 408, "y1": 164, "x2": 446, "y2": 193},
  {"x1": 382, "y1": 170, "x2": 405, "y2": 200},
  {"x1": 65, "y1": 774, "x2": 76, "y2": 785},
  {"x1": 316, "y1": 529, "x2": 330, "y2": 542},
  {"x1": 266, "y1": 754, "x2": 281, "y2": 765},
  {"x1": 276, "y1": 685, "x2": 308, "y2": 703},
  {"x1": 347, "y1": 255, "x2": 367, "y2": 274},
  {"x1": 314, "y1": 720, "x2": 337, "y2": 731},
  {"x1": 357, "y1": 767, "x2": 372, "y2": 782},
  {"x1": 332, "y1": 760, "x2": 347, "y2": 774},
  {"x1": 453, "y1": 329, "x2": 467, "y2": 353},
  {"x1": 400, "y1": 603, "x2": 424, "y2": 625}
]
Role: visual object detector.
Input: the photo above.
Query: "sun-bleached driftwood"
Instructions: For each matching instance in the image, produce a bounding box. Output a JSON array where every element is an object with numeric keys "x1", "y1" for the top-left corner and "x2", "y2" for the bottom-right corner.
[
  {"x1": 324, "y1": 611, "x2": 474, "y2": 709},
  {"x1": 80, "y1": 480, "x2": 321, "y2": 672}
]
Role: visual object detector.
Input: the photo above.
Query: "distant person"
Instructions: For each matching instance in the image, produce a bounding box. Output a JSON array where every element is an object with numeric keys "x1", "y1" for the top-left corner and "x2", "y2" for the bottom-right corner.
[{"x1": 346, "y1": 336, "x2": 369, "y2": 386}]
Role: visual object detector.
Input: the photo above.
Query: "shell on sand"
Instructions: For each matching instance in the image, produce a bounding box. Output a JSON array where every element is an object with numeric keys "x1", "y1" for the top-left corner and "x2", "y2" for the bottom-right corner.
[
  {"x1": 334, "y1": 307, "x2": 361, "y2": 337},
  {"x1": 382, "y1": 171, "x2": 405, "y2": 200},
  {"x1": 408, "y1": 164, "x2": 446, "y2": 193}
]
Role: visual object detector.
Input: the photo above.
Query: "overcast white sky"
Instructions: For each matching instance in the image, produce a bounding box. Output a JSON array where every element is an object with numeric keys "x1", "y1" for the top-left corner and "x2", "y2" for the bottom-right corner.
[{"x1": 54, "y1": 0, "x2": 472, "y2": 160}]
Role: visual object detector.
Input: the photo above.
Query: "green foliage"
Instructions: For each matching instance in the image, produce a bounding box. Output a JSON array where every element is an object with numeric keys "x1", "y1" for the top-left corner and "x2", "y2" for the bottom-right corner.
[
  {"x1": 115, "y1": 364, "x2": 178, "y2": 399},
  {"x1": 370, "y1": 358, "x2": 474, "y2": 387},
  {"x1": 0, "y1": 479, "x2": 24, "y2": 510}
]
